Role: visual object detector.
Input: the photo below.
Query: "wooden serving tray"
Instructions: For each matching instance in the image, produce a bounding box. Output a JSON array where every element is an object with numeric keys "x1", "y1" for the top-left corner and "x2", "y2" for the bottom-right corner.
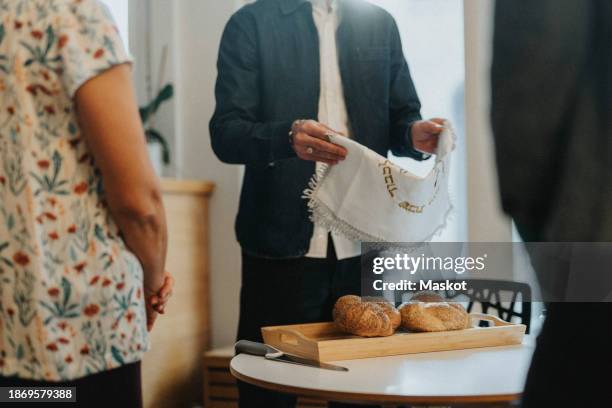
[{"x1": 261, "y1": 313, "x2": 526, "y2": 362}]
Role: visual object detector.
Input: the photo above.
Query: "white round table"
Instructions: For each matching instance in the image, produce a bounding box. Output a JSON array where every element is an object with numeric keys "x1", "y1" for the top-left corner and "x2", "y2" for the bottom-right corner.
[{"x1": 230, "y1": 339, "x2": 535, "y2": 405}]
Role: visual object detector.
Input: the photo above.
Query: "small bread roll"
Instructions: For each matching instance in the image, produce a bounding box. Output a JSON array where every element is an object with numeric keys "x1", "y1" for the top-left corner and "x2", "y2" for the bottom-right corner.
[
  {"x1": 333, "y1": 295, "x2": 398, "y2": 337},
  {"x1": 332, "y1": 295, "x2": 361, "y2": 332},
  {"x1": 410, "y1": 291, "x2": 445, "y2": 303},
  {"x1": 375, "y1": 301, "x2": 401, "y2": 330},
  {"x1": 345, "y1": 302, "x2": 394, "y2": 337},
  {"x1": 333, "y1": 295, "x2": 361, "y2": 315},
  {"x1": 400, "y1": 299, "x2": 470, "y2": 332}
]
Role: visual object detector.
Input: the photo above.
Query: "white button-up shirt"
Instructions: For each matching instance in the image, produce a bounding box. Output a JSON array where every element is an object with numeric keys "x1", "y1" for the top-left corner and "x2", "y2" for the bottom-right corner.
[{"x1": 305, "y1": 0, "x2": 361, "y2": 260}]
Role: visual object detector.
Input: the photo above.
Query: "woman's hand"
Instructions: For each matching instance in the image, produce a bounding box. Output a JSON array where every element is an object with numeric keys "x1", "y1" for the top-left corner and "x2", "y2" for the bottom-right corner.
[
  {"x1": 151, "y1": 271, "x2": 174, "y2": 314},
  {"x1": 145, "y1": 271, "x2": 174, "y2": 331}
]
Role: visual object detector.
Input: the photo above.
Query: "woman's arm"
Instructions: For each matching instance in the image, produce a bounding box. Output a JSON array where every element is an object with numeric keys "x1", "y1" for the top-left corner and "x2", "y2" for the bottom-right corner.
[{"x1": 75, "y1": 64, "x2": 168, "y2": 321}]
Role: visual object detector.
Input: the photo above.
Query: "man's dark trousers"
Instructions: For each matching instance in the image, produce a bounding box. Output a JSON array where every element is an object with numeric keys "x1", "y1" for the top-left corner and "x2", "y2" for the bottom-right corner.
[{"x1": 236, "y1": 241, "x2": 378, "y2": 408}]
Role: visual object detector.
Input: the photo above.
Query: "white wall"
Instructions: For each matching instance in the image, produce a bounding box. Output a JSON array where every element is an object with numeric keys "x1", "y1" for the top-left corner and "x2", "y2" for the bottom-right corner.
[
  {"x1": 99, "y1": 0, "x2": 129, "y2": 48},
  {"x1": 132, "y1": 0, "x2": 243, "y2": 348},
  {"x1": 104, "y1": 0, "x2": 241, "y2": 347},
  {"x1": 173, "y1": 1, "x2": 243, "y2": 348},
  {"x1": 370, "y1": 0, "x2": 467, "y2": 242},
  {"x1": 463, "y1": 0, "x2": 511, "y2": 242}
]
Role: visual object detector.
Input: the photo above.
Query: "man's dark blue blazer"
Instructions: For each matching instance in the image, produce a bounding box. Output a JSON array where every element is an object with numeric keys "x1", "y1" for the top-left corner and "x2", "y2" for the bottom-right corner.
[{"x1": 210, "y1": 0, "x2": 425, "y2": 258}]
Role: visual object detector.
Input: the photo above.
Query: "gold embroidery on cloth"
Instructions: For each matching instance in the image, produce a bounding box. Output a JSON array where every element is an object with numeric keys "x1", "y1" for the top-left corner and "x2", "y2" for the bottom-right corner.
[{"x1": 379, "y1": 160, "x2": 446, "y2": 214}]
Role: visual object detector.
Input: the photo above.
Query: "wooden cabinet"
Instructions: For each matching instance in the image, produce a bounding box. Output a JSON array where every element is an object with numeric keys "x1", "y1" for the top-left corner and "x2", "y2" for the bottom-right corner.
[
  {"x1": 203, "y1": 347, "x2": 238, "y2": 407},
  {"x1": 143, "y1": 179, "x2": 215, "y2": 408}
]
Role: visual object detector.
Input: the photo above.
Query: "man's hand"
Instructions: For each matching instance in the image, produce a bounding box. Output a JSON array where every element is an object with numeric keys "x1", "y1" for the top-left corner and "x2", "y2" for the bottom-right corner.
[
  {"x1": 411, "y1": 118, "x2": 446, "y2": 155},
  {"x1": 291, "y1": 120, "x2": 348, "y2": 165}
]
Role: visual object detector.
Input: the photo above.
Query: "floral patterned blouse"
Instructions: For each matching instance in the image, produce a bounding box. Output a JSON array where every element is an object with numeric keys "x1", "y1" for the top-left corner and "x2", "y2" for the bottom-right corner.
[{"x1": 0, "y1": 0, "x2": 148, "y2": 381}]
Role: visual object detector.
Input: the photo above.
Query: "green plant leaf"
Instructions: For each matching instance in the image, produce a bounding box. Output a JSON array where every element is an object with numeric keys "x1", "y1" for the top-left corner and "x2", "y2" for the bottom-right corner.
[
  {"x1": 145, "y1": 129, "x2": 171, "y2": 164},
  {"x1": 139, "y1": 83, "x2": 174, "y2": 123}
]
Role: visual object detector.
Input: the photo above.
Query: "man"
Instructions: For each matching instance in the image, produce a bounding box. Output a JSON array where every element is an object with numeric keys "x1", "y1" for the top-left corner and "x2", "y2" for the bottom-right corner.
[
  {"x1": 491, "y1": 0, "x2": 612, "y2": 406},
  {"x1": 210, "y1": 0, "x2": 444, "y2": 406}
]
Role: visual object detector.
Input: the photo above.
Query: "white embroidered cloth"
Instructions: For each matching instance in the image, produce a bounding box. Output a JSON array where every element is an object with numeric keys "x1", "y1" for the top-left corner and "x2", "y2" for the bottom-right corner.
[{"x1": 304, "y1": 122, "x2": 456, "y2": 242}]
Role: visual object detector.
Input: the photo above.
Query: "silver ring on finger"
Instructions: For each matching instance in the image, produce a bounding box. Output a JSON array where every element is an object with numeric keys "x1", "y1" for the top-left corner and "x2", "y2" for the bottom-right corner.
[{"x1": 306, "y1": 147, "x2": 314, "y2": 155}]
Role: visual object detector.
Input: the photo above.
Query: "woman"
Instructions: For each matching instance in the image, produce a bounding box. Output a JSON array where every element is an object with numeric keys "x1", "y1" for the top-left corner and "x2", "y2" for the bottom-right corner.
[{"x1": 0, "y1": 0, "x2": 172, "y2": 405}]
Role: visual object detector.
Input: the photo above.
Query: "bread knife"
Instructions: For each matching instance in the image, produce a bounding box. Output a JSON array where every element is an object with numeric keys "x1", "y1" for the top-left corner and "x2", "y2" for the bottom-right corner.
[{"x1": 235, "y1": 340, "x2": 348, "y2": 372}]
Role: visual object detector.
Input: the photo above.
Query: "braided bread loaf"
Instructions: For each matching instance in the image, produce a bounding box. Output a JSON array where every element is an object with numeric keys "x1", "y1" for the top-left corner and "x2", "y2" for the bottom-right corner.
[
  {"x1": 333, "y1": 295, "x2": 400, "y2": 337},
  {"x1": 399, "y1": 292, "x2": 471, "y2": 332}
]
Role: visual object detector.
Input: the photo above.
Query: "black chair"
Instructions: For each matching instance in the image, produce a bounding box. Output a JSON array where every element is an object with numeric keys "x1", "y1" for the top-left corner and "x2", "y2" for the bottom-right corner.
[{"x1": 395, "y1": 279, "x2": 532, "y2": 334}]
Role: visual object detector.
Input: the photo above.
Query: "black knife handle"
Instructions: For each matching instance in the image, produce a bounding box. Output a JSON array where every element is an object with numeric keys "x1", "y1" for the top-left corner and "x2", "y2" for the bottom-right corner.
[{"x1": 235, "y1": 340, "x2": 278, "y2": 357}]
